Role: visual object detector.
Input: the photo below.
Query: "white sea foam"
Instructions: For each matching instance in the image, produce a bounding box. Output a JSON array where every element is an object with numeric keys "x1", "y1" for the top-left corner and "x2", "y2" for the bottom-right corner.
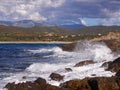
[
  {"x1": 0, "y1": 41, "x2": 119, "y2": 89},
  {"x1": 27, "y1": 47, "x2": 63, "y2": 54}
]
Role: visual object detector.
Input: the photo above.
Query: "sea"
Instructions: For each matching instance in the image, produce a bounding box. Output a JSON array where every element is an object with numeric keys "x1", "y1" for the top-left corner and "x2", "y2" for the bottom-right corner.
[{"x1": 0, "y1": 42, "x2": 119, "y2": 90}]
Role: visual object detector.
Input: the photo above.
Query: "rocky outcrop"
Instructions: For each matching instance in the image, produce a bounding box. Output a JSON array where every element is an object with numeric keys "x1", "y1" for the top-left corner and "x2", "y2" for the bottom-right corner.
[
  {"x1": 107, "y1": 57, "x2": 120, "y2": 72},
  {"x1": 74, "y1": 60, "x2": 95, "y2": 67},
  {"x1": 5, "y1": 77, "x2": 68, "y2": 90},
  {"x1": 102, "y1": 39, "x2": 120, "y2": 52},
  {"x1": 5, "y1": 76, "x2": 120, "y2": 90},
  {"x1": 101, "y1": 61, "x2": 112, "y2": 68},
  {"x1": 49, "y1": 73, "x2": 64, "y2": 81},
  {"x1": 61, "y1": 77, "x2": 119, "y2": 90},
  {"x1": 60, "y1": 32, "x2": 120, "y2": 52},
  {"x1": 60, "y1": 43, "x2": 76, "y2": 51}
]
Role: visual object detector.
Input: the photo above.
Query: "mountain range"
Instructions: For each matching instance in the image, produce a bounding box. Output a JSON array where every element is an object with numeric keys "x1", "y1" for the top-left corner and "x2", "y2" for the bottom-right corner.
[{"x1": 0, "y1": 20, "x2": 85, "y2": 28}]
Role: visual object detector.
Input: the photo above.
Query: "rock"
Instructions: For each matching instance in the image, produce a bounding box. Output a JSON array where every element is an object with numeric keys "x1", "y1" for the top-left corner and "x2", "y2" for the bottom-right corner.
[
  {"x1": 60, "y1": 77, "x2": 119, "y2": 90},
  {"x1": 60, "y1": 43, "x2": 76, "y2": 51},
  {"x1": 5, "y1": 77, "x2": 66, "y2": 90},
  {"x1": 34, "y1": 77, "x2": 47, "y2": 89},
  {"x1": 103, "y1": 39, "x2": 120, "y2": 52},
  {"x1": 60, "y1": 78, "x2": 91, "y2": 90},
  {"x1": 22, "y1": 76, "x2": 26, "y2": 79},
  {"x1": 74, "y1": 60, "x2": 95, "y2": 67},
  {"x1": 88, "y1": 78, "x2": 99, "y2": 90},
  {"x1": 107, "y1": 57, "x2": 120, "y2": 72},
  {"x1": 65, "y1": 68, "x2": 72, "y2": 72},
  {"x1": 49, "y1": 73, "x2": 64, "y2": 81},
  {"x1": 91, "y1": 74, "x2": 96, "y2": 76},
  {"x1": 5, "y1": 76, "x2": 120, "y2": 90},
  {"x1": 116, "y1": 70, "x2": 120, "y2": 77},
  {"x1": 101, "y1": 61, "x2": 112, "y2": 68},
  {"x1": 93, "y1": 77, "x2": 119, "y2": 90}
]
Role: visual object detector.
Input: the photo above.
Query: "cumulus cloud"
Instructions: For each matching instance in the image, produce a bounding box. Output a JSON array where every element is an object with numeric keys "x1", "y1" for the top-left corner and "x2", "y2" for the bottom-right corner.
[
  {"x1": 0, "y1": 0, "x2": 65, "y2": 21},
  {"x1": 0, "y1": 0, "x2": 120, "y2": 25}
]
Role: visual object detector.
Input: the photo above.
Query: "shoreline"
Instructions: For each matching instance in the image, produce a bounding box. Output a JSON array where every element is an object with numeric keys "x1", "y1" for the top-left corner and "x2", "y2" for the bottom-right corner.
[{"x1": 0, "y1": 41, "x2": 73, "y2": 44}]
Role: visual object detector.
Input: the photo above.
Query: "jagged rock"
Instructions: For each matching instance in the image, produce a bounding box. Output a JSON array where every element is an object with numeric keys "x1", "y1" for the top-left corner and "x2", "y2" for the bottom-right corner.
[
  {"x1": 5, "y1": 77, "x2": 65, "y2": 90},
  {"x1": 5, "y1": 76, "x2": 120, "y2": 90},
  {"x1": 60, "y1": 78, "x2": 91, "y2": 90},
  {"x1": 60, "y1": 77, "x2": 119, "y2": 90},
  {"x1": 74, "y1": 60, "x2": 95, "y2": 67},
  {"x1": 65, "y1": 68, "x2": 72, "y2": 72},
  {"x1": 107, "y1": 57, "x2": 120, "y2": 72},
  {"x1": 49, "y1": 73, "x2": 64, "y2": 81}
]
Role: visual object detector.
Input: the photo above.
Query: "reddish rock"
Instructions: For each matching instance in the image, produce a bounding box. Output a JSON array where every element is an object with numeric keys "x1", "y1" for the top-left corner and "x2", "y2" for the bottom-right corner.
[
  {"x1": 74, "y1": 60, "x2": 95, "y2": 67},
  {"x1": 49, "y1": 73, "x2": 64, "y2": 81}
]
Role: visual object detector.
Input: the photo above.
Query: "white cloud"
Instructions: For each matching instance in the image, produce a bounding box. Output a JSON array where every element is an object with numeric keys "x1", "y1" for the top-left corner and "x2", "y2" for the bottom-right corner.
[
  {"x1": 0, "y1": 0, "x2": 65, "y2": 21},
  {"x1": 101, "y1": 8, "x2": 120, "y2": 25}
]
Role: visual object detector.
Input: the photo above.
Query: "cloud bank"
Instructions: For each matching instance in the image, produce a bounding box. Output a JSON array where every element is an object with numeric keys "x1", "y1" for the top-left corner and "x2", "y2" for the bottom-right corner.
[{"x1": 0, "y1": 0, "x2": 120, "y2": 26}]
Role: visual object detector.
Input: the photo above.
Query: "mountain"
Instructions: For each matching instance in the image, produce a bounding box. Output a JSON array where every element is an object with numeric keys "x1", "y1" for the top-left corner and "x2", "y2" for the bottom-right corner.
[
  {"x1": 0, "y1": 20, "x2": 85, "y2": 28},
  {"x1": 0, "y1": 20, "x2": 51, "y2": 28},
  {"x1": 58, "y1": 24, "x2": 85, "y2": 29}
]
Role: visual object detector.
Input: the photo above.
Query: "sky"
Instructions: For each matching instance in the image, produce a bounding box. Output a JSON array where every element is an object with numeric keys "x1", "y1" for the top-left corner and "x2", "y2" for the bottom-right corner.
[{"x1": 0, "y1": 0, "x2": 120, "y2": 26}]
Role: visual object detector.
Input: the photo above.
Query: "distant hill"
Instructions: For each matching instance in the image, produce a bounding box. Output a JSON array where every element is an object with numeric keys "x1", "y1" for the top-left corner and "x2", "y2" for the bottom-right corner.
[
  {"x1": 0, "y1": 25, "x2": 120, "y2": 35},
  {"x1": 59, "y1": 24, "x2": 85, "y2": 29},
  {"x1": 0, "y1": 20, "x2": 50, "y2": 28},
  {"x1": 71, "y1": 26, "x2": 120, "y2": 34},
  {"x1": 0, "y1": 25, "x2": 120, "y2": 41},
  {"x1": 0, "y1": 20, "x2": 85, "y2": 28}
]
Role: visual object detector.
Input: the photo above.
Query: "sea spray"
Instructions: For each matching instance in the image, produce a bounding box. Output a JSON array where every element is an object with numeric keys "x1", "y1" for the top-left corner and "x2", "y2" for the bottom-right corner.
[
  {"x1": 0, "y1": 43, "x2": 119, "y2": 89},
  {"x1": 74, "y1": 41, "x2": 115, "y2": 62}
]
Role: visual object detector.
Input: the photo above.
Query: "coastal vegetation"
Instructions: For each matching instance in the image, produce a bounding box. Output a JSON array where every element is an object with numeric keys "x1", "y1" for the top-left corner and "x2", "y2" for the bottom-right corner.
[{"x1": 0, "y1": 25, "x2": 120, "y2": 41}]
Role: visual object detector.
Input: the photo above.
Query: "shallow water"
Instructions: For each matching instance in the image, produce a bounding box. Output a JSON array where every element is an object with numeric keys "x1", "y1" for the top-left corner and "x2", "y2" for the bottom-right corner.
[{"x1": 0, "y1": 42, "x2": 119, "y2": 90}]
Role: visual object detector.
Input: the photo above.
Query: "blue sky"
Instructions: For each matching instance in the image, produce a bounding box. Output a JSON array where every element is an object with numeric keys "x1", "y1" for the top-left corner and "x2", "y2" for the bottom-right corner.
[{"x1": 0, "y1": 0, "x2": 120, "y2": 26}]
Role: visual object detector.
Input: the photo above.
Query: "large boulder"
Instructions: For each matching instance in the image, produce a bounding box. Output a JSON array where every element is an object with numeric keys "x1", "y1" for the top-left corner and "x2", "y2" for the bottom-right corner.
[
  {"x1": 49, "y1": 73, "x2": 64, "y2": 81},
  {"x1": 74, "y1": 60, "x2": 95, "y2": 67},
  {"x1": 60, "y1": 77, "x2": 119, "y2": 90},
  {"x1": 60, "y1": 78, "x2": 91, "y2": 90},
  {"x1": 107, "y1": 57, "x2": 120, "y2": 72}
]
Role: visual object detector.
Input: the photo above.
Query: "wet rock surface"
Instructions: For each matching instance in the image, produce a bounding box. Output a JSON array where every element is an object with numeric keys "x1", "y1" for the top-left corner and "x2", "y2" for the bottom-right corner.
[
  {"x1": 74, "y1": 60, "x2": 95, "y2": 67},
  {"x1": 5, "y1": 76, "x2": 120, "y2": 90},
  {"x1": 5, "y1": 78, "x2": 66, "y2": 90},
  {"x1": 65, "y1": 68, "x2": 72, "y2": 72},
  {"x1": 49, "y1": 73, "x2": 64, "y2": 81},
  {"x1": 107, "y1": 57, "x2": 120, "y2": 72},
  {"x1": 60, "y1": 43, "x2": 76, "y2": 51}
]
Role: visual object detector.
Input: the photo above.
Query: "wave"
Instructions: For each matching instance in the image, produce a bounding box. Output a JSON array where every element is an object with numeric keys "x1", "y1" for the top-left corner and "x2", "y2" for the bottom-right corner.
[
  {"x1": 0, "y1": 41, "x2": 119, "y2": 89},
  {"x1": 27, "y1": 47, "x2": 63, "y2": 54}
]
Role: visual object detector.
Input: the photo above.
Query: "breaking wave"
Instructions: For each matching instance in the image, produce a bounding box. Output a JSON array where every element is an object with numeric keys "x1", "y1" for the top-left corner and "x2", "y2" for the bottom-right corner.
[{"x1": 0, "y1": 41, "x2": 119, "y2": 89}]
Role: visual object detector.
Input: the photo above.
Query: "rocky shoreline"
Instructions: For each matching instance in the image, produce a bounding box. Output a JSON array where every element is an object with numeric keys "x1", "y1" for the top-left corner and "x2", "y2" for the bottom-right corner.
[
  {"x1": 4, "y1": 32, "x2": 120, "y2": 90},
  {"x1": 4, "y1": 57, "x2": 120, "y2": 90}
]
